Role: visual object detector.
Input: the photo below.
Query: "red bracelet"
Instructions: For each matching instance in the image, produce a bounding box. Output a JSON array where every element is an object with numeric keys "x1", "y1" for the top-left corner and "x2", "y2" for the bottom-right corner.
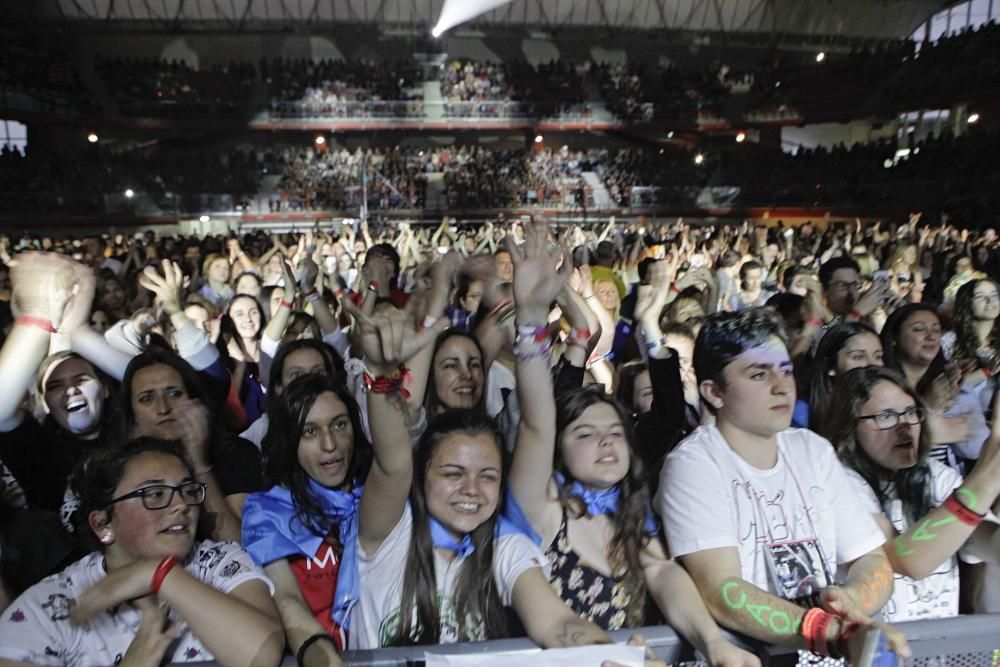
[
  {"x1": 812, "y1": 610, "x2": 833, "y2": 657},
  {"x1": 671, "y1": 285, "x2": 681, "y2": 295},
  {"x1": 571, "y1": 327, "x2": 592, "y2": 341},
  {"x1": 17, "y1": 315, "x2": 57, "y2": 333},
  {"x1": 279, "y1": 298, "x2": 294, "y2": 310},
  {"x1": 362, "y1": 364, "x2": 412, "y2": 398},
  {"x1": 800, "y1": 607, "x2": 823, "y2": 653},
  {"x1": 150, "y1": 555, "x2": 179, "y2": 595},
  {"x1": 943, "y1": 492, "x2": 985, "y2": 527},
  {"x1": 487, "y1": 299, "x2": 513, "y2": 319},
  {"x1": 806, "y1": 316, "x2": 824, "y2": 327},
  {"x1": 849, "y1": 308, "x2": 863, "y2": 319}
]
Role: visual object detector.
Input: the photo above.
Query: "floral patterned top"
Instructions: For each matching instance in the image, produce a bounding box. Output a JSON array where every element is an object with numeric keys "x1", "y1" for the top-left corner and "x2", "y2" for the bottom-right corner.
[{"x1": 545, "y1": 509, "x2": 631, "y2": 630}]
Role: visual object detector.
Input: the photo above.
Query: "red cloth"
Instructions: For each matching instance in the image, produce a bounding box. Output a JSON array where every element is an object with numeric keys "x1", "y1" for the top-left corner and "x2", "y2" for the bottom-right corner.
[
  {"x1": 347, "y1": 289, "x2": 409, "y2": 310},
  {"x1": 288, "y1": 537, "x2": 347, "y2": 652}
]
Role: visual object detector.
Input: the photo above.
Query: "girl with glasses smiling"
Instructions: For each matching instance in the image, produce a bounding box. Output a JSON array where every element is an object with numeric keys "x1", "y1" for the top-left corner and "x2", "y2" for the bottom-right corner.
[
  {"x1": 819, "y1": 366, "x2": 1000, "y2": 623},
  {"x1": 0, "y1": 438, "x2": 283, "y2": 667}
]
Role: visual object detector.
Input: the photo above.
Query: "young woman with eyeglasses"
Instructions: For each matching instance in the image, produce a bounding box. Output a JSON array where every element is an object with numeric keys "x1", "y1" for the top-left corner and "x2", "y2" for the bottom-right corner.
[
  {"x1": 0, "y1": 438, "x2": 283, "y2": 667},
  {"x1": 818, "y1": 366, "x2": 1000, "y2": 622}
]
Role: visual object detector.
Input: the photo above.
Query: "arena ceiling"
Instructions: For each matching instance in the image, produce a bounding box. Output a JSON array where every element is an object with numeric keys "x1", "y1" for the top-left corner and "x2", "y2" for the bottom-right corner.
[{"x1": 28, "y1": 0, "x2": 952, "y2": 39}]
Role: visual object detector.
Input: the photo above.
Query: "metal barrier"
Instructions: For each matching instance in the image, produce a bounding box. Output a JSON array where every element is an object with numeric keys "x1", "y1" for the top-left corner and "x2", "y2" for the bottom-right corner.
[{"x1": 162, "y1": 613, "x2": 1000, "y2": 666}]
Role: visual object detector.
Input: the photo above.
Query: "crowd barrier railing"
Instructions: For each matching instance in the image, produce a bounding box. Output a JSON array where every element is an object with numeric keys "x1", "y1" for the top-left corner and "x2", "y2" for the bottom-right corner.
[{"x1": 163, "y1": 614, "x2": 1000, "y2": 667}]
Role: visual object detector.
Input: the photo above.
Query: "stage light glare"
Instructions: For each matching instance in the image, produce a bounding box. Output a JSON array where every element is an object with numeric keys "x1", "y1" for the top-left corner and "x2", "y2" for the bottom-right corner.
[
  {"x1": 816, "y1": 52, "x2": 826, "y2": 63},
  {"x1": 199, "y1": 215, "x2": 210, "y2": 223},
  {"x1": 87, "y1": 133, "x2": 99, "y2": 143},
  {"x1": 124, "y1": 189, "x2": 135, "y2": 198},
  {"x1": 735, "y1": 132, "x2": 746, "y2": 143},
  {"x1": 534, "y1": 134, "x2": 543, "y2": 143},
  {"x1": 667, "y1": 131, "x2": 674, "y2": 138},
  {"x1": 968, "y1": 113, "x2": 980, "y2": 124},
  {"x1": 314, "y1": 135, "x2": 326, "y2": 145},
  {"x1": 694, "y1": 154, "x2": 705, "y2": 165}
]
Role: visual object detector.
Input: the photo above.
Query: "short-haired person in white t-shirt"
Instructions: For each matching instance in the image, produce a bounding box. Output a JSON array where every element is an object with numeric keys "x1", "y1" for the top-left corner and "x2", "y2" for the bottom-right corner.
[
  {"x1": 657, "y1": 308, "x2": 910, "y2": 662},
  {"x1": 819, "y1": 366, "x2": 1000, "y2": 622}
]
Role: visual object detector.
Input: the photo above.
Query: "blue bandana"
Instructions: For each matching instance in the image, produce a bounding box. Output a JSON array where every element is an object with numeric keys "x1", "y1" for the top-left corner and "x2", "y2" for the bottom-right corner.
[
  {"x1": 425, "y1": 505, "x2": 531, "y2": 558},
  {"x1": 554, "y1": 472, "x2": 658, "y2": 535},
  {"x1": 241, "y1": 480, "x2": 362, "y2": 629}
]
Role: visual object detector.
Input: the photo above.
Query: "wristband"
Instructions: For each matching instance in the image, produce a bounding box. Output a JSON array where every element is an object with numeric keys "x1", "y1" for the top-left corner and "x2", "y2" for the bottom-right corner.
[
  {"x1": 362, "y1": 364, "x2": 412, "y2": 398},
  {"x1": 297, "y1": 633, "x2": 336, "y2": 666},
  {"x1": 367, "y1": 280, "x2": 380, "y2": 292},
  {"x1": 487, "y1": 299, "x2": 513, "y2": 319},
  {"x1": 645, "y1": 335, "x2": 669, "y2": 355},
  {"x1": 515, "y1": 323, "x2": 550, "y2": 343},
  {"x1": 671, "y1": 285, "x2": 682, "y2": 295},
  {"x1": 150, "y1": 555, "x2": 179, "y2": 595},
  {"x1": 812, "y1": 610, "x2": 833, "y2": 657},
  {"x1": 304, "y1": 290, "x2": 321, "y2": 303},
  {"x1": 571, "y1": 327, "x2": 592, "y2": 341},
  {"x1": 943, "y1": 492, "x2": 985, "y2": 527},
  {"x1": 805, "y1": 316, "x2": 824, "y2": 328},
  {"x1": 279, "y1": 298, "x2": 294, "y2": 310},
  {"x1": 849, "y1": 309, "x2": 863, "y2": 319},
  {"x1": 17, "y1": 315, "x2": 57, "y2": 333},
  {"x1": 422, "y1": 315, "x2": 439, "y2": 330}
]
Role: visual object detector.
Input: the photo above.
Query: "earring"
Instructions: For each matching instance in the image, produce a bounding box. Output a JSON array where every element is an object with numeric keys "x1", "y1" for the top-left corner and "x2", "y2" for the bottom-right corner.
[{"x1": 100, "y1": 532, "x2": 113, "y2": 544}]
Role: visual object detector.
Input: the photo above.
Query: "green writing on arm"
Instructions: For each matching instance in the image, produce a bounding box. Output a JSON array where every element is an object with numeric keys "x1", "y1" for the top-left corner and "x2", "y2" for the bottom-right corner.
[
  {"x1": 719, "y1": 580, "x2": 801, "y2": 637},
  {"x1": 956, "y1": 487, "x2": 979, "y2": 511},
  {"x1": 894, "y1": 514, "x2": 958, "y2": 558}
]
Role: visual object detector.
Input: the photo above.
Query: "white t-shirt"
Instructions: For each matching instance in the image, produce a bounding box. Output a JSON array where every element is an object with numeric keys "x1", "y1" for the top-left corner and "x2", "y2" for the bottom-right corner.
[
  {"x1": 0, "y1": 541, "x2": 273, "y2": 667},
  {"x1": 350, "y1": 504, "x2": 548, "y2": 650},
  {"x1": 657, "y1": 425, "x2": 885, "y2": 595},
  {"x1": 844, "y1": 460, "x2": 989, "y2": 623}
]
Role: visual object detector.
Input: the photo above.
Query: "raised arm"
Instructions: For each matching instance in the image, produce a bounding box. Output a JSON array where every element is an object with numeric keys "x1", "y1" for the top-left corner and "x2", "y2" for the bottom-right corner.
[
  {"x1": 508, "y1": 219, "x2": 572, "y2": 522},
  {"x1": 263, "y1": 260, "x2": 297, "y2": 342},
  {"x1": 0, "y1": 253, "x2": 78, "y2": 426},
  {"x1": 347, "y1": 299, "x2": 447, "y2": 554}
]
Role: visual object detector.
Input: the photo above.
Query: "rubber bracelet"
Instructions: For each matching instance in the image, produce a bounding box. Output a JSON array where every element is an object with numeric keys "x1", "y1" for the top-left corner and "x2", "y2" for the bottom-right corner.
[
  {"x1": 487, "y1": 299, "x2": 513, "y2": 319},
  {"x1": 571, "y1": 327, "x2": 592, "y2": 341},
  {"x1": 800, "y1": 607, "x2": 824, "y2": 653},
  {"x1": 849, "y1": 309, "x2": 863, "y2": 319},
  {"x1": 422, "y1": 315, "x2": 439, "y2": 330},
  {"x1": 671, "y1": 285, "x2": 682, "y2": 295},
  {"x1": 367, "y1": 280, "x2": 380, "y2": 292},
  {"x1": 297, "y1": 633, "x2": 336, "y2": 666},
  {"x1": 812, "y1": 611, "x2": 833, "y2": 657},
  {"x1": 943, "y1": 492, "x2": 985, "y2": 527},
  {"x1": 17, "y1": 315, "x2": 57, "y2": 333},
  {"x1": 150, "y1": 555, "x2": 179, "y2": 595},
  {"x1": 806, "y1": 316, "x2": 824, "y2": 327},
  {"x1": 279, "y1": 299, "x2": 294, "y2": 310},
  {"x1": 515, "y1": 323, "x2": 550, "y2": 343},
  {"x1": 304, "y1": 291, "x2": 321, "y2": 303}
]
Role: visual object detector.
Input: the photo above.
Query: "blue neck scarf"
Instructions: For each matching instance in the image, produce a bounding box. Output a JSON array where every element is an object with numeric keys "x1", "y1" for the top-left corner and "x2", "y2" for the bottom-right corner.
[
  {"x1": 241, "y1": 479, "x2": 363, "y2": 629},
  {"x1": 424, "y1": 508, "x2": 528, "y2": 559},
  {"x1": 429, "y1": 517, "x2": 475, "y2": 558},
  {"x1": 554, "y1": 472, "x2": 658, "y2": 535}
]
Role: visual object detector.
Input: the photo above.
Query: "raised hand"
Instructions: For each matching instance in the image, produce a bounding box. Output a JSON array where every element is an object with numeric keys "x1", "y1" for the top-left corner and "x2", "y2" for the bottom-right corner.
[
  {"x1": 507, "y1": 218, "x2": 571, "y2": 320},
  {"x1": 138, "y1": 260, "x2": 185, "y2": 315},
  {"x1": 634, "y1": 259, "x2": 673, "y2": 334},
  {"x1": 59, "y1": 260, "x2": 97, "y2": 333},
  {"x1": 341, "y1": 297, "x2": 446, "y2": 376},
  {"x1": 297, "y1": 256, "x2": 319, "y2": 293},
  {"x1": 9, "y1": 251, "x2": 80, "y2": 328}
]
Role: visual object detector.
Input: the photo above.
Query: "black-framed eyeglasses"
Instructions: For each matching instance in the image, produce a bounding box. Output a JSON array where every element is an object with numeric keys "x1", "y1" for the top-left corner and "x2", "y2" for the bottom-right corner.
[
  {"x1": 108, "y1": 482, "x2": 207, "y2": 510},
  {"x1": 858, "y1": 406, "x2": 925, "y2": 430}
]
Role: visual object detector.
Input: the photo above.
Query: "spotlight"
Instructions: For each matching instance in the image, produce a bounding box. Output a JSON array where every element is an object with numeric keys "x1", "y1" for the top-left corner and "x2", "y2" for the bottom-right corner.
[
  {"x1": 87, "y1": 133, "x2": 99, "y2": 143},
  {"x1": 694, "y1": 154, "x2": 705, "y2": 165},
  {"x1": 534, "y1": 134, "x2": 543, "y2": 144},
  {"x1": 968, "y1": 113, "x2": 980, "y2": 124},
  {"x1": 816, "y1": 52, "x2": 826, "y2": 63},
  {"x1": 199, "y1": 215, "x2": 210, "y2": 223},
  {"x1": 314, "y1": 135, "x2": 326, "y2": 145},
  {"x1": 667, "y1": 131, "x2": 674, "y2": 138},
  {"x1": 735, "y1": 132, "x2": 746, "y2": 143},
  {"x1": 124, "y1": 189, "x2": 135, "y2": 198}
]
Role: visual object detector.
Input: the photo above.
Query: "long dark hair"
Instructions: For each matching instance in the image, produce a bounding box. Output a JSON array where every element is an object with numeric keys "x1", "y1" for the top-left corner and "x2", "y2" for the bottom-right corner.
[
  {"x1": 819, "y1": 366, "x2": 934, "y2": 524},
  {"x1": 391, "y1": 409, "x2": 508, "y2": 646},
  {"x1": 808, "y1": 322, "x2": 881, "y2": 433},
  {"x1": 554, "y1": 388, "x2": 652, "y2": 628},
  {"x1": 217, "y1": 294, "x2": 265, "y2": 361},
  {"x1": 615, "y1": 360, "x2": 649, "y2": 417},
  {"x1": 881, "y1": 303, "x2": 946, "y2": 396},
  {"x1": 115, "y1": 349, "x2": 212, "y2": 440},
  {"x1": 952, "y1": 279, "x2": 1000, "y2": 366},
  {"x1": 262, "y1": 375, "x2": 371, "y2": 537},
  {"x1": 424, "y1": 330, "x2": 487, "y2": 417},
  {"x1": 267, "y1": 338, "x2": 345, "y2": 396}
]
